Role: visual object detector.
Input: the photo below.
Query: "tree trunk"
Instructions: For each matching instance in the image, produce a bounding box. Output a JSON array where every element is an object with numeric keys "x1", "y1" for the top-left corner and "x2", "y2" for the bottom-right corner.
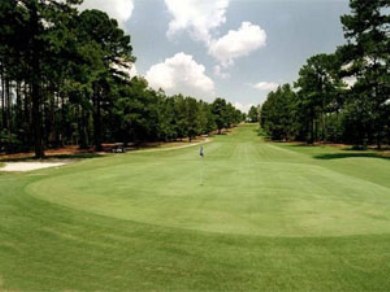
[
  {"x1": 93, "y1": 87, "x2": 103, "y2": 151},
  {"x1": 24, "y1": 82, "x2": 32, "y2": 147},
  {"x1": 32, "y1": 81, "x2": 44, "y2": 158},
  {"x1": 79, "y1": 106, "x2": 89, "y2": 149},
  {"x1": 376, "y1": 120, "x2": 382, "y2": 150},
  {"x1": 30, "y1": 4, "x2": 45, "y2": 159},
  {"x1": 1, "y1": 69, "x2": 5, "y2": 129},
  {"x1": 16, "y1": 81, "x2": 22, "y2": 129},
  {"x1": 5, "y1": 78, "x2": 11, "y2": 133},
  {"x1": 5, "y1": 79, "x2": 12, "y2": 151},
  {"x1": 308, "y1": 117, "x2": 314, "y2": 144}
]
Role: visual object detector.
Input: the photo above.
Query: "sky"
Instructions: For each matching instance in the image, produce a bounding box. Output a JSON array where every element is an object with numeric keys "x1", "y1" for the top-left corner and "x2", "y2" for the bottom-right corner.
[{"x1": 80, "y1": 0, "x2": 351, "y2": 112}]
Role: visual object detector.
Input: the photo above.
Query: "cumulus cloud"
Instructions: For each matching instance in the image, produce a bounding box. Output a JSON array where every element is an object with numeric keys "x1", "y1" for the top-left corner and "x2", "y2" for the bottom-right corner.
[
  {"x1": 252, "y1": 81, "x2": 279, "y2": 91},
  {"x1": 145, "y1": 52, "x2": 215, "y2": 98},
  {"x1": 209, "y1": 22, "x2": 267, "y2": 67},
  {"x1": 234, "y1": 102, "x2": 253, "y2": 113},
  {"x1": 165, "y1": 0, "x2": 229, "y2": 44},
  {"x1": 80, "y1": 0, "x2": 134, "y2": 26},
  {"x1": 164, "y1": 1, "x2": 267, "y2": 78},
  {"x1": 129, "y1": 64, "x2": 138, "y2": 77},
  {"x1": 213, "y1": 65, "x2": 230, "y2": 79}
]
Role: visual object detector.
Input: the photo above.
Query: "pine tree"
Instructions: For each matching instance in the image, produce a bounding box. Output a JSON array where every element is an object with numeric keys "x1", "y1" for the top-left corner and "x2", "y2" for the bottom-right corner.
[{"x1": 340, "y1": 0, "x2": 390, "y2": 148}]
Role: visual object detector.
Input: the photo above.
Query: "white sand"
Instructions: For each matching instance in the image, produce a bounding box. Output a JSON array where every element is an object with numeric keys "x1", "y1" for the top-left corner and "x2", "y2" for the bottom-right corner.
[{"x1": 1, "y1": 162, "x2": 67, "y2": 172}]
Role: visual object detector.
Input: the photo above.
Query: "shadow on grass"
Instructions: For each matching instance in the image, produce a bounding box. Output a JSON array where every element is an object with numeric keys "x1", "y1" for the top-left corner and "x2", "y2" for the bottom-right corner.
[
  {"x1": 314, "y1": 153, "x2": 390, "y2": 160},
  {"x1": 290, "y1": 143, "x2": 323, "y2": 147},
  {"x1": 50, "y1": 153, "x2": 103, "y2": 159},
  {"x1": 0, "y1": 153, "x2": 103, "y2": 162}
]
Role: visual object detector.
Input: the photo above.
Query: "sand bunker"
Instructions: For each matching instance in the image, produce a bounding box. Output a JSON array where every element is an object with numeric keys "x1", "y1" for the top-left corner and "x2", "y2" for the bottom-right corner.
[{"x1": 1, "y1": 162, "x2": 67, "y2": 172}]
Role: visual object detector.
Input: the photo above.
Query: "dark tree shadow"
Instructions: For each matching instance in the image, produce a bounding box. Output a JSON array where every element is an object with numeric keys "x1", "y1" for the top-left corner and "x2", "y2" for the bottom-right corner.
[
  {"x1": 1, "y1": 153, "x2": 103, "y2": 162},
  {"x1": 290, "y1": 143, "x2": 322, "y2": 147},
  {"x1": 50, "y1": 153, "x2": 103, "y2": 159},
  {"x1": 314, "y1": 153, "x2": 390, "y2": 160}
]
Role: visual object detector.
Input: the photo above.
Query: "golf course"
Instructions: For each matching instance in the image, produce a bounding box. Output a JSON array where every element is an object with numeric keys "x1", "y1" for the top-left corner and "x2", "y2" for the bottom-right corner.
[{"x1": 0, "y1": 123, "x2": 389, "y2": 290}]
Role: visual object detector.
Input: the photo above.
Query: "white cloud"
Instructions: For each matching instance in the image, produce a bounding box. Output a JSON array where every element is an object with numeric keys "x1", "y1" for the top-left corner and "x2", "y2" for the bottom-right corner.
[
  {"x1": 165, "y1": 0, "x2": 229, "y2": 44},
  {"x1": 252, "y1": 81, "x2": 279, "y2": 91},
  {"x1": 213, "y1": 65, "x2": 230, "y2": 79},
  {"x1": 234, "y1": 102, "x2": 253, "y2": 113},
  {"x1": 80, "y1": 0, "x2": 134, "y2": 26},
  {"x1": 129, "y1": 64, "x2": 138, "y2": 77},
  {"x1": 145, "y1": 52, "x2": 215, "y2": 98},
  {"x1": 164, "y1": 1, "x2": 267, "y2": 78},
  {"x1": 209, "y1": 22, "x2": 267, "y2": 67},
  {"x1": 111, "y1": 61, "x2": 138, "y2": 80}
]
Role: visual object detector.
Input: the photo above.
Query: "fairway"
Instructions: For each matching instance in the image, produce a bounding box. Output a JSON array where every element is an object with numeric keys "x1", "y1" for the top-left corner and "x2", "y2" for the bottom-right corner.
[{"x1": 1, "y1": 124, "x2": 390, "y2": 290}]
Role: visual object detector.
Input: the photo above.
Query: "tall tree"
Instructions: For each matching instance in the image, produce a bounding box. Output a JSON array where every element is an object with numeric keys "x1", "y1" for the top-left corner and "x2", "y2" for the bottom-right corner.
[
  {"x1": 248, "y1": 105, "x2": 259, "y2": 123},
  {"x1": 0, "y1": 0, "x2": 82, "y2": 158},
  {"x1": 211, "y1": 98, "x2": 228, "y2": 134},
  {"x1": 339, "y1": 0, "x2": 390, "y2": 148},
  {"x1": 77, "y1": 9, "x2": 134, "y2": 150},
  {"x1": 260, "y1": 84, "x2": 298, "y2": 141},
  {"x1": 295, "y1": 54, "x2": 343, "y2": 143}
]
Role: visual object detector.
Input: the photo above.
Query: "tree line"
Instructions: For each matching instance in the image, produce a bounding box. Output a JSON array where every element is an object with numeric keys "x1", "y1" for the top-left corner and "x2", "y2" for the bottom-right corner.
[
  {"x1": 0, "y1": 0, "x2": 243, "y2": 158},
  {"x1": 260, "y1": 0, "x2": 390, "y2": 148}
]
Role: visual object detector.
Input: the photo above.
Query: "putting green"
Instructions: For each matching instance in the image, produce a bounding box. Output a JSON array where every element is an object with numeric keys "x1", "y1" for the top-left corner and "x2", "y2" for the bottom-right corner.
[{"x1": 26, "y1": 124, "x2": 390, "y2": 237}]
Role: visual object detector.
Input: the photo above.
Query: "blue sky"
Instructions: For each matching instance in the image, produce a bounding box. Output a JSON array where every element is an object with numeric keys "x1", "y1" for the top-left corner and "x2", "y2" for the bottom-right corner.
[{"x1": 81, "y1": 0, "x2": 350, "y2": 112}]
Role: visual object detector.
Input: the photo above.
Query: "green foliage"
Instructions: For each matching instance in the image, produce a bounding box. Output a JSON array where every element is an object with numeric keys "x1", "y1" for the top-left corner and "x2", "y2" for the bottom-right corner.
[
  {"x1": 0, "y1": 2, "x2": 243, "y2": 155},
  {"x1": 211, "y1": 98, "x2": 242, "y2": 134},
  {"x1": 110, "y1": 81, "x2": 242, "y2": 144},
  {"x1": 211, "y1": 98, "x2": 228, "y2": 133},
  {"x1": 294, "y1": 54, "x2": 345, "y2": 143},
  {"x1": 247, "y1": 105, "x2": 259, "y2": 122},
  {"x1": 260, "y1": 84, "x2": 298, "y2": 141},
  {"x1": 0, "y1": 129, "x2": 21, "y2": 153},
  {"x1": 261, "y1": 0, "x2": 390, "y2": 147},
  {"x1": 338, "y1": 0, "x2": 390, "y2": 147}
]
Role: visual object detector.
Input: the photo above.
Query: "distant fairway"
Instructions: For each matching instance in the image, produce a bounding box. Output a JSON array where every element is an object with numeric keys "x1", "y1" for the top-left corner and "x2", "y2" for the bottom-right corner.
[{"x1": 1, "y1": 124, "x2": 390, "y2": 290}]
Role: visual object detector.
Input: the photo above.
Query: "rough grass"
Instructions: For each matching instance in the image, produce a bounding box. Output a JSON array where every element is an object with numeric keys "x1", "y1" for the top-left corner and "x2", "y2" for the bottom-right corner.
[{"x1": 0, "y1": 124, "x2": 390, "y2": 290}]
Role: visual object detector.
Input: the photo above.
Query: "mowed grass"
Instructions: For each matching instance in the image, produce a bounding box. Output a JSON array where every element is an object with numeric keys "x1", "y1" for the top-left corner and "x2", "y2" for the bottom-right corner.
[{"x1": 1, "y1": 124, "x2": 390, "y2": 290}]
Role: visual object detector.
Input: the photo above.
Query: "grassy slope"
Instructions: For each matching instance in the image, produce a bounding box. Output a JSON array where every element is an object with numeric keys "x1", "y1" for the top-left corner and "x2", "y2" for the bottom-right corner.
[{"x1": 0, "y1": 124, "x2": 390, "y2": 290}]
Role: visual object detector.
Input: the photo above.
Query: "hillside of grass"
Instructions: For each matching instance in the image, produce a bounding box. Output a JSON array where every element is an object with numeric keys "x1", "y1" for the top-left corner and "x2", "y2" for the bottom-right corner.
[{"x1": 0, "y1": 124, "x2": 389, "y2": 290}]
